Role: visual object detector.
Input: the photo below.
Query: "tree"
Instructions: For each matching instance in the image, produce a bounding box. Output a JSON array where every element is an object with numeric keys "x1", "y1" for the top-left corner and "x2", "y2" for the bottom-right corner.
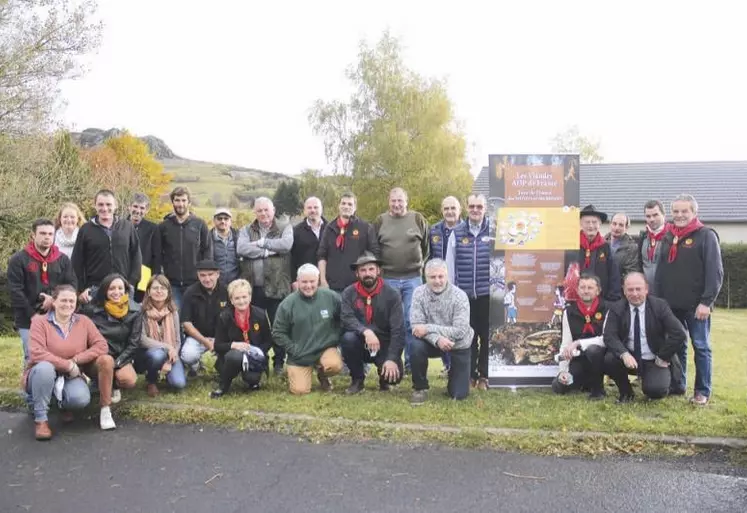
[
  {"x1": 297, "y1": 168, "x2": 349, "y2": 215},
  {"x1": 309, "y1": 31, "x2": 473, "y2": 222},
  {"x1": 272, "y1": 180, "x2": 302, "y2": 216},
  {"x1": 550, "y1": 125, "x2": 604, "y2": 164},
  {"x1": 0, "y1": 0, "x2": 103, "y2": 134}
]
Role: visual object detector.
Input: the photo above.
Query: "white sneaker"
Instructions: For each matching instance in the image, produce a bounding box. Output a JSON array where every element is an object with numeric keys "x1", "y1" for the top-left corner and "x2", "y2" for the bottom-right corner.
[
  {"x1": 100, "y1": 407, "x2": 116, "y2": 430},
  {"x1": 111, "y1": 389, "x2": 122, "y2": 404}
]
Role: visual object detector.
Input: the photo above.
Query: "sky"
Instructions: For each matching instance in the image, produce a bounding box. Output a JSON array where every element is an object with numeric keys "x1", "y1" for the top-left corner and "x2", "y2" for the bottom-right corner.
[{"x1": 60, "y1": 0, "x2": 747, "y2": 177}]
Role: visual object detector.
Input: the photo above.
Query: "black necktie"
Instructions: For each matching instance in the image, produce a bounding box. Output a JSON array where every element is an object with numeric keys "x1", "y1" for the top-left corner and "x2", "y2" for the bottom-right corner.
[{"x1": 633, "y1": 307, "x2": 642, "y2": 370}]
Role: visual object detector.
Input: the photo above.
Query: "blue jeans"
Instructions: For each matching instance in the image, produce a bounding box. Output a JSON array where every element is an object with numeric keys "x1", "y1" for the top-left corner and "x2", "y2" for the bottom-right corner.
[
  {"x1": 181, "y1": 337, "x2": 208, "y2": 368},
  {"x1": 672, "y1": 309, "x2": 712, "y2": 397},
  {"x1": 410, "y1": 338, "x2": 471, "y2": 400},
  {"x1": 18, "y1": 328, "x2": 30, "y2": 364},
  {"x1": 171, "y1": 285, "x2": 186, "y2": 310},
  {"x1": 26, "y1": 362, "x2": 91, "y2": 422},
  {"x1": 384, "y1": 276, "x2": 422, "y2": 370},
  {"x1": 135, "y1": 348, "x2": 187, "y2": 389}
]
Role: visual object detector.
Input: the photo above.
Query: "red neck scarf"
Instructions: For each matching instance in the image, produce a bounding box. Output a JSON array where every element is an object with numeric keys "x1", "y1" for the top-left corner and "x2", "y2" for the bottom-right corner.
[
  {"x1": 579, "y1": 232, "x2": 605, "y2": 268},
  {"x1": 646, "y1": 223, "x2": 670, "y2": 261},
  {"x1": 335, "y1": 217, "x2": 349, "y2": 250},
  {"x1": 668, "y1": 218, "x2": 704, "y2": 263},
  {"x1": 575, "y1": 297, "x2": 600, "y2": 335},
  {"x1": 354, "y1": 278, "x2": 383, "y2": 324},
  {"x1": 24, "y1": 242, "x2": 61, "y2": 285},
  {"x1": 233, "y1": 308, "x2": 251, "y2": 342}
]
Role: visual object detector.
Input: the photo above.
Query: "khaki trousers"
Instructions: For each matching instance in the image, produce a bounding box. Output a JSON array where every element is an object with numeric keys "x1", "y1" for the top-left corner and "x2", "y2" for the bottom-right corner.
[{"x1": 286, "y1": 347, "x2": 343, "y2": 395}]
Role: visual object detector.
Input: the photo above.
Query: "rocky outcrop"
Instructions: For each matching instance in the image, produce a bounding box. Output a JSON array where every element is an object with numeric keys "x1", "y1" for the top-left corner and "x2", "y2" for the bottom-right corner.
[{"x1": 70, "y1": 128, "x2": 177, "y2": 159}]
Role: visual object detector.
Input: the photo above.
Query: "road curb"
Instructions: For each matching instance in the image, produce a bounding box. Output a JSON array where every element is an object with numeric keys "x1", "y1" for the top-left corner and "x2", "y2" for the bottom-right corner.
[{"x1": 3, "y1": 388, "x2": 745, "y2": 450}]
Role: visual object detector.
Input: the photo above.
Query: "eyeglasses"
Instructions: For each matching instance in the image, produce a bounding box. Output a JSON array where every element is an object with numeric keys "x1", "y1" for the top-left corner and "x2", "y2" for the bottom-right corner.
[
  {"x1": 215, "y1": 217, "x2": 230, "y2": 222},
  {"x1": 468, "y1": 205, "x2": 485, "y2": 210}
]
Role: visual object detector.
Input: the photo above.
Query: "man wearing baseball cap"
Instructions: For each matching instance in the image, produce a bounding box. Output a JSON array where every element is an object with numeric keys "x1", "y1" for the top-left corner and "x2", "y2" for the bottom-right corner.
[
  {"x1": 340, "y1": 252, "x2": 405, "y2": 394},
  {"x1": 210, "y1": 207, "x2": 240, "y2": 286}
]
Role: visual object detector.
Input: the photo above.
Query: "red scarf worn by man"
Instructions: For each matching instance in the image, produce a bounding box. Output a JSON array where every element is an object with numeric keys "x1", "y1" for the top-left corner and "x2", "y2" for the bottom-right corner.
[
  {"x1": 25, "y1": 242, "x2": 62, "y2": 285},
  {"x1": 668, "y1": 218, "x2": 704, "y2": 263},
  {"x1": 646, "y1": 223, "x2": 671, "y2": 261},
  {"x1": 579, "y1": 232, "x2": 605, "y2": 268},
  {"x1": 354, "y1": 277, "x2": 383, "y2": 324}
]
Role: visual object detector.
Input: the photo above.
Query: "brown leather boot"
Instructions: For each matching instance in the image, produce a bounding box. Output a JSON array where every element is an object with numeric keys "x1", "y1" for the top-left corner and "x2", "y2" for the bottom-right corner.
[
  {"x1": 147, "y1": 383, "x2": 159, "y2": 397},
  {"x1": 35, "y1": 421, "x2": 52, "y2": 441}
]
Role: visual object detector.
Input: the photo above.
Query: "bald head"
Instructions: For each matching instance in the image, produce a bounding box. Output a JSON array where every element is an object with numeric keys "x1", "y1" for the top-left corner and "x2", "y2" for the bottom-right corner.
[
  {"x1": 304, "y1": 196, "x2": 322, "y2": 224},
  {"x1": 623, "y1": 272, "x2": 648, "y2": 306},
  {"x1": 441, "y1": 196, "x2": 461, "y2": 226},
  {"x1": 610, "y1": 212, "x2": 629, "y2": 239}
]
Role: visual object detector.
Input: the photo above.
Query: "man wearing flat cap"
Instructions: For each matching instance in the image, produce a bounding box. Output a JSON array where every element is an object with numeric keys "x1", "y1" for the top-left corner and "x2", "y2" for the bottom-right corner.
[
  {"x1": 340, "y1": 252, "x2": 405, "y2": 394},
  {"x1": 180, "y1": 260, "x2": 229, "y2": 374},
  {"x1": 210, "y1": 207, "x2": 240, "y2": 286},
  {"x1": 573, "y1": 205, "x2": 621, "y2": 302}
]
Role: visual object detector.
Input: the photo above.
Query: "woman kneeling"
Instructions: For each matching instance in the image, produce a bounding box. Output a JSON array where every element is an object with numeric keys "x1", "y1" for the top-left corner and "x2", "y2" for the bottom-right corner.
[
  {"x1": 211, "y1": 279, "x2": 272, "y2": 398},
  {"x1": 83, "y1": 274, "x2": 141, "y2": 421},
  {"x1": 137, "y1": 276, "x2": 186, "y2": 397},
  {"x1": 24, "y1": 285, "x2": 112, "y2": 440}
]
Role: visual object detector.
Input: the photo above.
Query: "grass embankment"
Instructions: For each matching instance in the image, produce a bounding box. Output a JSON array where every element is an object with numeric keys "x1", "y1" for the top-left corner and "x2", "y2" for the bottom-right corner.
[{"x1": 2, "y1": 309, "x2": 745, "y2": 457}]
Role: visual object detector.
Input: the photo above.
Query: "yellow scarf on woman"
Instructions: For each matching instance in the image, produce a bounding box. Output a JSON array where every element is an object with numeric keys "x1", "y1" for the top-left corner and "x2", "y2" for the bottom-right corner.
[{"x1": 104, "y1": 295, "x2": 130, "y2": 319}]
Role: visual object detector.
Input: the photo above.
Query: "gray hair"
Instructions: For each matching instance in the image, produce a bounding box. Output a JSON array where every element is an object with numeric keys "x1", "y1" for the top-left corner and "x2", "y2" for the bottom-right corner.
[
  {"x1": 254, "y1": 197, "x2": 274, "y2": 209},
  {"x1": 425, "y1": 258, "x2": 448, "y2": 274},
  {"x1": 672, "y1": 194, "x2": 698, "y2": 214},
  {"x1": 131, "y1": 192, "x2": 150, "y2": 207},
  {"x1": 467, "y1": 193, "x2": 487, "y2": 204},
  {"x1": 305, "y1": 196, "x2": 322, "y2": 211},
  {"x1": 297, "y1": 263, "x2": 320, "y2": 278},
  {"x1": 389, "y1": 187, "x2": 408, "y2": 200}
]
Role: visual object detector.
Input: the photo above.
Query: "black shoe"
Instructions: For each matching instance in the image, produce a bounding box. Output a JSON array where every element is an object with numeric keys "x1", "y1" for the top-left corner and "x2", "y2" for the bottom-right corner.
[
  {"x1": 273, "y1": 367, "x2": 284, "y2": 377},
  {"x1": 379, "y1": 380, "x2": 392, "y2": 392},
  {"x1": 616, "y1": 392, "x2": 635, "y2": 404},
  {"x1": 669, "y1": 387, "x2": 686, "y2": 396},
  {"x1": 588, "y1": 389, "x2": 606, "y2": 401},
  {"x1": 345, "y1": 379, "x2": 365, "y2": 395},
  {"x1": 210, "y1": 389, "x2": 226, "y2": 399}
]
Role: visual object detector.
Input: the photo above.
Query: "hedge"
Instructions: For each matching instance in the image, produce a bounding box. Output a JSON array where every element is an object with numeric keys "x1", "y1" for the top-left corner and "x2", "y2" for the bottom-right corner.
[{"x1": 1, "y1": 243, "x2": 746, "y2": 335}]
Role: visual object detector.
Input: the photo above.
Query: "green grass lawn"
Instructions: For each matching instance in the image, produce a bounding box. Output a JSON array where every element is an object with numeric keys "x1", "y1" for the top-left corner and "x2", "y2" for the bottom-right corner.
[{"x1": 2, "y1": 309, "x2": 746, "y2": 442}]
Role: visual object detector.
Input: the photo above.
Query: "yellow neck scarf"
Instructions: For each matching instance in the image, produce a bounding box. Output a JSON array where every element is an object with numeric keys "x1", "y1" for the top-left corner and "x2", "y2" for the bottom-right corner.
[{"x1": 104, "y1": 295, "x2": 130, "y2": 319}]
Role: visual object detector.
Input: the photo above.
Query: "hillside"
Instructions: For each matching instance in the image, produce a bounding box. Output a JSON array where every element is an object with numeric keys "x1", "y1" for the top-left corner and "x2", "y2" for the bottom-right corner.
[{"x1": 71, "y1": 128, "x2": 294, "y2": 209}]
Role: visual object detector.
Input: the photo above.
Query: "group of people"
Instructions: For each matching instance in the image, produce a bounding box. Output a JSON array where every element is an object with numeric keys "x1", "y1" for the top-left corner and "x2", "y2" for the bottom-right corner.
[
  {"x1": 6, "y1": 184, "x2": 722, "y2": 442},
  {"x1": 555, "y1": 199, "x2": 723, "y2": 406}
]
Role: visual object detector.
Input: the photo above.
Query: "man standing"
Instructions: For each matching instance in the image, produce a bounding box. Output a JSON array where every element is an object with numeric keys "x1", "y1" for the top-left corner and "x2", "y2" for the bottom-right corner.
[
  {"x1": 373, "y1": 187, "x2": 429, "y2": 373},
  {"x1": 159, "y1": 186, "x2": 211, "y2": 308},
  {"x1": 656, "y1": 194, "x2": 723, "y2": 405},
  {"x1": 291, "y1": 197, "x2": 326, "y2": 285},
  {"x1": 574, "y1": 205, "x2": 621, "y2": 302},
  {"x1": 605, "y1": 212, "x2": 639, "y2": 280},
  {"x1": 604, "y1": 273, "x2": 687, "y2": 402},
  {"x1": 445, "y1": 193, "x2": 491, "y2": 390},
  {"x1": 318, "y1": 192, "x2": 379, "y2": 293},
  {"x1": 637, "y1": 200, "x2": 669, "y2": 294},
  {"x1": 409, "y1": 259, "x2": 474, "y2": 404},
  {"x1": 180, "y1": 260, "x2": 229, "y2": 374},
  {"x1": 552, "y1": 273, "x2": 607, "y2": 400},
  {"x1": 72, "y1": 189, "x2": 141, "y2": 302},
  {"x1": 7, "y1": 219, "x2": 77, "y2": 362},
  {"x1": 209, "y1": 207, "x2": 240, "y2": 286},
  {"x1": 237, "y1": 197, "x2": 293, "y2": 374},
  {"x1": 129, "y1": 192, "x2": 161, "y2": 302},
  {"x1": 272, "y1": 264, "x2": 343, "y2": 395},
  {"x1": 340, "y1": 252, "x2": 404, "y2": 394}
]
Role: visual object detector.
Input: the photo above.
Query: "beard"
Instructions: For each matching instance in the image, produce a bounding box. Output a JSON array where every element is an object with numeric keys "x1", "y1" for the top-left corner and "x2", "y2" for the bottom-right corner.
[{"x1": 361, "y1": 276, "x2": 377, "y2": 288}]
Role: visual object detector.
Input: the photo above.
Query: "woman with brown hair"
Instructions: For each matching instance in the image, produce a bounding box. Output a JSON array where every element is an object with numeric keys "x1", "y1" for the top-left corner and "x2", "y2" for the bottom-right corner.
[
  {"x1": 54, "y1": 203, "x2": 85, "y2": 259},
  {"x1": 23, "y1": 284, "x2": 110, "y2": 440},
  {"x1": 82, "y1": 273, "x2": 141, "y2": 408},
  {"x1": 135, "y1": 275, "x2": 186, "y2": 396}
]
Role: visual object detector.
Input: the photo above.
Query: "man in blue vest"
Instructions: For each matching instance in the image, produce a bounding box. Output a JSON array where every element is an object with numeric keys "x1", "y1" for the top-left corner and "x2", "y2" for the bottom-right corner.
[
  {"x1": 427, "y1": 196, "x2": 462, "y2": 374},
  {"x1": 445, "y1": 193, "x2": 491, "y2": 390}
]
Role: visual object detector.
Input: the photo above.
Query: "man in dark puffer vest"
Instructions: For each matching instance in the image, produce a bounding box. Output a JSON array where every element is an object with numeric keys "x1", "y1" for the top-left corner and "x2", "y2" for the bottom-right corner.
[
  {"x1": 552, "y1": 273, "x2": 607, "y2": 400},
  {"x1": 445, "y1": 194, "x2": 491, "y2": 390}
]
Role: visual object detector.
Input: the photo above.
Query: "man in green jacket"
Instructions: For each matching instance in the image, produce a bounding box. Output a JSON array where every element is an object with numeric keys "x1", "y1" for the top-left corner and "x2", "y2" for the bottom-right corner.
[{"x1": 272, "y1": 263, "x2": 343, "y2": 394}]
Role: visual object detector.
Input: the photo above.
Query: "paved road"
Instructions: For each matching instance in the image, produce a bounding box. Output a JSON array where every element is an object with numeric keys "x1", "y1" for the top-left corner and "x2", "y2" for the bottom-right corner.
[{"x1": 1, "y1": 411, "x2": 746, "y2": 513}]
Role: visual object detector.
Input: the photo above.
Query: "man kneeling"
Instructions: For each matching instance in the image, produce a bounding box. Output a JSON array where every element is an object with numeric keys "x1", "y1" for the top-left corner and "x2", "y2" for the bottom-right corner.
[
  {"x1": 409, "y1": 259, "x2": 473, "y2": 405},
  {"x1": 341, "y1": 252, "x2": 404, "y2": 394},
  {"x1": 552, "y1": 273, "x2": 607, "y2": 400},
  {"x1": 603, "y1": 272, "x2": 687, "y2": 403},
  {"x1": 272, "y1": 264, "x2": 343, "y2": 394}
]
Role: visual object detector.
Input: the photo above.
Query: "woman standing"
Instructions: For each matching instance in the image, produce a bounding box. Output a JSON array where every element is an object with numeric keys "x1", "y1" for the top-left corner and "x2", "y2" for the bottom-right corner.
[
  {"x1": 137, "y1": 275, "x2": 186, "y2": 396},
  {"x1": 23, "y1": 285, "x2": 112, "y2": 440},
  {"x1": 82, "y1": 273, "x2": 141, "y2": 407},
  {"x1": 54, "y1": 203, "x2": 85, "y2": 259},
  {"x1": 211, "y1": 279, "x2": 272, "y2": 398}
]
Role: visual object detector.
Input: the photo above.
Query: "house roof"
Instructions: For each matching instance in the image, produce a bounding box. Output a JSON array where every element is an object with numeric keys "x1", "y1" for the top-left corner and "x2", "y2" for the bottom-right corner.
[{"x1": 472, "y1": 161, "x2": 747, "y2": 222}]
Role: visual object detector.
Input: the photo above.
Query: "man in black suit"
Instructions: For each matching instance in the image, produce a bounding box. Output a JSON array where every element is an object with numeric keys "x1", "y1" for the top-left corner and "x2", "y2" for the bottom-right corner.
[{"x1": 603, "y1": 272, "x2": 686, "y2": 402}]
